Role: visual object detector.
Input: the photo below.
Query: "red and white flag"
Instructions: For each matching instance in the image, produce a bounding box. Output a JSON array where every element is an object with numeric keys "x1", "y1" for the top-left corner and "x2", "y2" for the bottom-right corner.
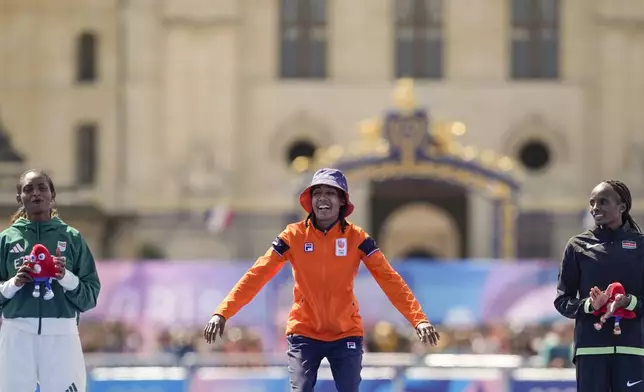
[{"x1": 204, "y1": 204, "x2": 234, "y2": 233}]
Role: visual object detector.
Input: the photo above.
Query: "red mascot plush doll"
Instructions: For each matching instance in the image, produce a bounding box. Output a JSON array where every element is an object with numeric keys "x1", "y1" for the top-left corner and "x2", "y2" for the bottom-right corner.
[
  {"x1": 22, "y1": 244, "x2": 58, "y2": 300},
  {"x1": 593, "y1": 282, "x2": 635, "y2": 335}
]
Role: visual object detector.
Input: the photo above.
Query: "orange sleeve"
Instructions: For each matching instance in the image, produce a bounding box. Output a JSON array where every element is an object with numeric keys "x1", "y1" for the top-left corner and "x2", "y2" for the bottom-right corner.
[
  {"x1": 357, "y1": 231, "x2": 429, "y2": 328},
  {"x1": 214, "y1": 229, "x2": 291, "y2": 319}
]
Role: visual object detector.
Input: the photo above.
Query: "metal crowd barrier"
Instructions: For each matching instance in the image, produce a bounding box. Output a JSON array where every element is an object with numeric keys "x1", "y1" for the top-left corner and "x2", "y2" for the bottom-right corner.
[{"x1": 83, "y1": 353, "x2": 577, "y2": 392}]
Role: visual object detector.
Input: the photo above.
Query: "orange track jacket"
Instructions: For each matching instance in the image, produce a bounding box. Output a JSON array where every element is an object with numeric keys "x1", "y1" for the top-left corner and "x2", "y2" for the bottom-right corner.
[{"x1": 214, "y1": 220, "x2": 429, "y2": 342}]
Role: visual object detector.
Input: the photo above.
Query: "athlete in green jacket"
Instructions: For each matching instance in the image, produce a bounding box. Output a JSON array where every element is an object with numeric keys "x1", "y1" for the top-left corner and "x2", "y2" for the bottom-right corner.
[{"x1": 0, "y1": 169, "x2": 100, "y2": 392}]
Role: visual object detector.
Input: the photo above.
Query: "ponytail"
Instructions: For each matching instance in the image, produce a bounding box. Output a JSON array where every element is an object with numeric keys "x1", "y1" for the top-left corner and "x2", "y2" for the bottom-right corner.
[{"x1": 624, "y1": 212, "x2": 642, "y2": 233}]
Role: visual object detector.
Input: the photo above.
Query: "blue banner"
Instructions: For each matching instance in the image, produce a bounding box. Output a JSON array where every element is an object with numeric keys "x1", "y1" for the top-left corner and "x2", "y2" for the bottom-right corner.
[
  {"x1": 88, "y1": 379, "x2": 188, "y2": 392},
  {"x1": 508, "y1": 380, "x2": 577, "y2": 392}
]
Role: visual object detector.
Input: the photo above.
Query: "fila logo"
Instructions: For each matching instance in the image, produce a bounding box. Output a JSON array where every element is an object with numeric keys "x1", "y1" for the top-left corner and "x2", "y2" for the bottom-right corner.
[
  {"x1": 304, "y1": 242, "x2": 314, "y2": 252},
  {"x1": 347, "y1": 341, "x2": 356, "y2": 349},
  {"x1": 8, "y1": 243, "x2": 24, "y2": 253},
  {"x1": 65, "y1": 382, "x2": 79, "y2": 392},
  {"x1": 623, "y1": 240, "x2": 637, "y2": 250}
]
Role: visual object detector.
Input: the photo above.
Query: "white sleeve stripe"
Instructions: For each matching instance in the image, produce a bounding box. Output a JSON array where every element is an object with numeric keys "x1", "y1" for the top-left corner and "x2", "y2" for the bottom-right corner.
[
  {"x1": 584, "y1": 298, "x2": 593, "y2": 314},
  {"x1": 366, "y1": 248, "x2": 380, "y2": 257},
  {"x1": 0, "y1": 277, "x2": 21, "y2": 299},
  {"x1": 272, "y1": 248, "x2": 283, "y2": 257},
  {"x1": 58, "y1": 270, "x2": 80, "y2": 291}
]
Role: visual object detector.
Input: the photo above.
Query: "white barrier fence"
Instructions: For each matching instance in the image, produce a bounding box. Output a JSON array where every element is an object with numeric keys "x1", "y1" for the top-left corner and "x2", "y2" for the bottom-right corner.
[{"x1": 83, "y1": 353, "x2": 577, "y2": 392}]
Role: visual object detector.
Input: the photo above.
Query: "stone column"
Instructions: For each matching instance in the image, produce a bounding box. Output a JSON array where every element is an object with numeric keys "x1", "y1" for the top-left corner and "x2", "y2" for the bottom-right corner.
[
  {"x1": 467, "y1": 191, "x2": 494, "y2": 259},
  {"x1": 347, "y1": 177, "x2": 371, "y2": 232},
  {"x1": 160, "y1": 0, "x2": 240, "y2": 210},
  {"x1": 446, "y1": 0, "x2": 505, "y2": 81},
  {"x1": 120, "y1": 0, "x2": 164, "y2": 208}
]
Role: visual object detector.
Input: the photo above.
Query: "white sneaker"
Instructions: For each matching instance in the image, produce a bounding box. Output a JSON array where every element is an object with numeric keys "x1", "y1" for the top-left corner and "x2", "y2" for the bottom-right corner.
[
  {"x1": 43, "y1": 289, "x2": 54, "y2": 301},
  {"x1": 32, "y1": 285, "x2": 40, "y2": 298}
]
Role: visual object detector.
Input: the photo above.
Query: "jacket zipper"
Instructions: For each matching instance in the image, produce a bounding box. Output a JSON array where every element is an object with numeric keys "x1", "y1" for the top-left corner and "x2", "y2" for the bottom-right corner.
[
  {"x1": 37, "y1": 222, "x2": 42, "y2": 335},
  {"x1": 321, "y1": 230, "x2": 328, "y2": 331}
]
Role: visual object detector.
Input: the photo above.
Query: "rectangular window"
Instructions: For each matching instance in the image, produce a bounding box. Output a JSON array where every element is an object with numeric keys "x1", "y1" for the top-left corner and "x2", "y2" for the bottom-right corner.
[
  {"x1": 76, "y1": 123, "x2": 98, "y2": 186},
  {"x1": 76, "y1": 32, "x2": 98, "y2": 83},
  {"x1": 394, "y1": 0, "x2": 444, "y2": 79},
  {"x1": 510, "y1": 0, "x2": 559, "y2": 79},
  {"x1": 279, "y1": 0, "x2": 327, "y2": 79}
]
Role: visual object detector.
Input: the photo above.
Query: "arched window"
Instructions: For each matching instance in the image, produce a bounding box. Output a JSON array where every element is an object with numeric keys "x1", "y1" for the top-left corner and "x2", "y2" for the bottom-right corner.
[
  {"x1": 286, "y1": 139, "x2": 317, "y2": 165},
  {"x1": 517, "y1": 139, "x2": 552, "y2": 172}
]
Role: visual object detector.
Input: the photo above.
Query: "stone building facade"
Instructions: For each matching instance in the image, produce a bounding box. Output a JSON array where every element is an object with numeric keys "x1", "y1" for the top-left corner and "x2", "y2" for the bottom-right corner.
[{"x1": 1, "y1": 0, "x2": 644, "y2": 260}]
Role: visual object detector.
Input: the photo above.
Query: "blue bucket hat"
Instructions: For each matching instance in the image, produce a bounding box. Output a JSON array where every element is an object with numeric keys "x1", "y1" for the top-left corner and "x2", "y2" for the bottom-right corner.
[{"x1": 299, "y1": 168, "x2": 355, "y2": 217}]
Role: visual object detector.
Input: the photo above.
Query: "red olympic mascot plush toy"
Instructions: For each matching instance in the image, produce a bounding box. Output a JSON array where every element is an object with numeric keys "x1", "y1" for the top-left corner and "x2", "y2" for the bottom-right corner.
[
  {"x1": 592, "y1": 282, "x2": 635, "y2": 335},
  {"x1": 22, "y1": 244, "x2": 58, "y2": 300}
]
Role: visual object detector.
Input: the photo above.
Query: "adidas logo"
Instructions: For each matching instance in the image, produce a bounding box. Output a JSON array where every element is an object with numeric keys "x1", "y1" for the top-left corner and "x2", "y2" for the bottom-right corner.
[
  {"x1": 8, "y1": 243, "x2": 24, "y2": 253},
  {"x1": 65, "y1": 382, "x2": 79, "y2": 392}
]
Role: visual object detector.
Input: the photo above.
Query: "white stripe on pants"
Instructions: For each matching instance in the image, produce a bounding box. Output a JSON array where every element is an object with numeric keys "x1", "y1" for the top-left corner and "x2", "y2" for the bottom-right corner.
[{"x1": 0, "y1": 324, "x2": 86, "y2": 392}]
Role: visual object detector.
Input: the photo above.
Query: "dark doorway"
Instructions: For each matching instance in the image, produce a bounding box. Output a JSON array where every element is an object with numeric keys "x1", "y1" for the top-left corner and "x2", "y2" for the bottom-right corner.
[{"x1": 370, "y1": 179, "x2": 468, "y2": 258}]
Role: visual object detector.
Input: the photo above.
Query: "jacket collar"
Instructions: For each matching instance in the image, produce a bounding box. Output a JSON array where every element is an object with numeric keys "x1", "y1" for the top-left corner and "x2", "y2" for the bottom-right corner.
[
  {"x1": 12, "y1": 217, "x2": 65, "y2": 232},
  {"x1": 308, "y1": 217, "x2": 341, "y2": 235},
  {"x1": 592, "y1": 221, "x2": 633, "y2": 240}
]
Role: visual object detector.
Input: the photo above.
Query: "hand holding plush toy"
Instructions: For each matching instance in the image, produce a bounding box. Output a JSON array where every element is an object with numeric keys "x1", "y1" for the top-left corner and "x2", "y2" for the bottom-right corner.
[
  {"x1": 22, "y1": 244, "x2": 57, "y2": 300},
  {"x1": 592, "y1": 282, "x2": 635, "y2": 335}
]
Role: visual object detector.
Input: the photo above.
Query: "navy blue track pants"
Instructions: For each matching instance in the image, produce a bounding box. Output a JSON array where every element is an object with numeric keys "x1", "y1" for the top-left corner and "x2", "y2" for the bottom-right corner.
[
  {"x1": 576, "y1": 354, "x2": 644, "y2": 391},
  {"x1": 287, "y1": 334, "x2": 363, "y2": 392}
]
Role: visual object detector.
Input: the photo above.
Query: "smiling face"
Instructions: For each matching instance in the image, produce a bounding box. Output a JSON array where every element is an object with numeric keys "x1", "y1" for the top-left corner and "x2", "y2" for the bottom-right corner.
[
  {"x1": 17, "y1": 171, "x2": 56, "y2": 221},
  {"x1": 311, "y1": 185, "x2": 346, "y2": 228},
  {"x1": 589, "y1": 182, "x2": 625, "y2": 229}
]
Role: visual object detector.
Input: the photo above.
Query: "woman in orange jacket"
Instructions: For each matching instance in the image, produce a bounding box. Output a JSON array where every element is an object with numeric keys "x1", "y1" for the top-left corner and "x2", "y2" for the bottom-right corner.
[{"x1": 204, "y1": 168, "x2": 439, "y2": 392}]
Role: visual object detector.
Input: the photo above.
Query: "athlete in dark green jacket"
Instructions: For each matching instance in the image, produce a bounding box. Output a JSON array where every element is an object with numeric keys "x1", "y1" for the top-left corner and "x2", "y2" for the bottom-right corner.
[
  {"x1": 555, "y1": 180, "x2": 644, "y2": 392},
  {"x1": 0, "y1": 169, "x2": 100, "y2": 392}
]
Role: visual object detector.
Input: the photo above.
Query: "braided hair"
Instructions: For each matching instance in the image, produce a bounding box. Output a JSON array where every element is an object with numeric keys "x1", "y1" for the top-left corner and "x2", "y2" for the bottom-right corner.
[
  {"x1": 604, "y1": 180, "x2": 641, "y2": 233},
  {"x1": 10, "y1": 170, "x2": 58, "y2": 224}
]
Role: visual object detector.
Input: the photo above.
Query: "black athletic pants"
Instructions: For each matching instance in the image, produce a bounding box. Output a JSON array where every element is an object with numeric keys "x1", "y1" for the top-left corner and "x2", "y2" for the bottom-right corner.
[{"x1": 576, "y1": 354, "x2": 644, "y2": 391}]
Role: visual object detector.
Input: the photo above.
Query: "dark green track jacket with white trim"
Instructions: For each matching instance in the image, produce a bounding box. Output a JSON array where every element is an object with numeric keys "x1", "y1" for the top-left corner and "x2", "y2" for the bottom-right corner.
[
  {"x1": 0, "y1": 217, "x2": 100, "y2": 335},
  {"x1": 554, "y1": 222, "x2": 644, "y2": 360}
]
